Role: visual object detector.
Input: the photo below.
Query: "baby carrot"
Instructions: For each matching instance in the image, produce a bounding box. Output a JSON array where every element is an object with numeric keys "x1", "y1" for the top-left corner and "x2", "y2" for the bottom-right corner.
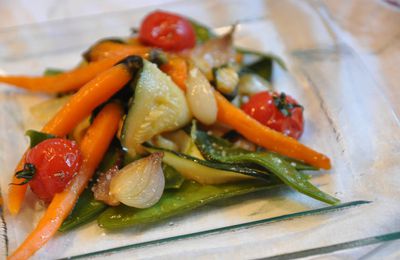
[
  {"x1": 214, "y1": 91, "x2": 331, "y2": 169},
  {"x1": 0, "y1": 47, "x2": 146, "y2": 94},
  {"x1": 85, "y1": 41, "x2": 149, "y2": 62},
  {"x1": 8, "y1": 102, "x2": 123, "y2": 260},
  {"x1": 160, "y1": 56, "x2": 188, "y2": 91},
  {"x1": 7, "y1": 56, "x2": 140, "y2": 215},
  {"x1": 0, "y1": 58, "x2": 114, "y2": 93}
]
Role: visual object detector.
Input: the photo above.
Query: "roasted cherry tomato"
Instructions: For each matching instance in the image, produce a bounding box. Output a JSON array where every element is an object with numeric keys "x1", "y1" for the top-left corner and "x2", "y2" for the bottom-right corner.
[
  {"x1": 241, "y1": 91, "x2": 304, "y2": 139},
  {"x1": 139, "y1": 10, "x2": 196, "y2": 51},
  {"x1": 21, "y1": 138, "x2": 82, "y2": 202}
]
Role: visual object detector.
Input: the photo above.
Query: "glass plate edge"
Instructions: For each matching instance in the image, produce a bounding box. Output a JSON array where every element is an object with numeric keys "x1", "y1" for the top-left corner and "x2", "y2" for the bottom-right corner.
[{"x1": 63, "y1": 200, "x2": 370, "y2": 259}]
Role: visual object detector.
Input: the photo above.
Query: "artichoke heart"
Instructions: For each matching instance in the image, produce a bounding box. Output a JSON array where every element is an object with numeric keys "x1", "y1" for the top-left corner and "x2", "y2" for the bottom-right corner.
[{"x1": 122, "y1": 60, "x2": 191, "y2": 156}]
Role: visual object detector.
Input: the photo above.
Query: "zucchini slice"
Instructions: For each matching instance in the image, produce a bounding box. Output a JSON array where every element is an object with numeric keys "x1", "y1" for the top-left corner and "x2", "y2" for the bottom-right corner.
[
  {"x1": 144, "y1": 143, "x2": 278, "y2": 185},
  {"x1": 121, "y1": 60, "x2": 192, "y2": 156}
]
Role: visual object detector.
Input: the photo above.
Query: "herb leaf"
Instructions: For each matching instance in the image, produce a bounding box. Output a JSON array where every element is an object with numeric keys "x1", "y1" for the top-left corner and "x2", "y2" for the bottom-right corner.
[{"x1": 25, "y1": 130, "x2": 56, "y2": 148}]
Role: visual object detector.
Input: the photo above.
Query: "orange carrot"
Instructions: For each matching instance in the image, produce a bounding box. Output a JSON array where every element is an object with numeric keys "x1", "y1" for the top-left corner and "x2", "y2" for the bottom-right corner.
[
  {"x1": 8, "y1": 102, "x2": 123, "y2": 260},
  {"x1": 214, "y1": 91, "x2": 331, "y2": 169},
  {"x1": 160, "y1": 56, "x2": 188, "y2": 91},
  {"x1": 85, "y1": 41, "x2": 149, "y2": 62},
  {"x1": 0, "y1": 47, "x2": 146, "y2": 94},
  {"x1": 7, "y1": 60, "x2": 134, "y2": 215},
  {"x1": 0, "y1": 58, "x2": 111, "y2": 93},
  {"x1": 8, "y1": 153, "x2": 29, "y2": 215}
]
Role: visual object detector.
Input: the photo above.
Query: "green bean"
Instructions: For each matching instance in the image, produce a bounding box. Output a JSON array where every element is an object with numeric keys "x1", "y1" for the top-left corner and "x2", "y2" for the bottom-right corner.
[{"x1": 97, "y1": 180, "x2": 279, "y2": 230}]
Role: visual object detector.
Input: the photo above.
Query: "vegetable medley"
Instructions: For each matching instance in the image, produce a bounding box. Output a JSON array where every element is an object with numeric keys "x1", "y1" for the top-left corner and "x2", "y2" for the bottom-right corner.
[{"x1": 0, "y1": 11, "x2": 339, "y2": 259}]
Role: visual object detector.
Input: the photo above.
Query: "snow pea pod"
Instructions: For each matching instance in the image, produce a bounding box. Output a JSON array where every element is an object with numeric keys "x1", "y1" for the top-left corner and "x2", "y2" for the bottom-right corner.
[
  {"x1": 98, "y1": 180, "x2": 279, "y2": 230},
  {"x1": 194, "y1": 130, "x2": 339, "y2": 205},
  {"x1": 267, "y1": 153, "x2": 317, "y2": 171}
]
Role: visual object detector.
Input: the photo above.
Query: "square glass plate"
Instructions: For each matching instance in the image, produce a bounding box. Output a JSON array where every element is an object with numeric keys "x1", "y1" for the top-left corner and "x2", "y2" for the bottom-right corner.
[{"x1": 0, "y1": 0, "x2": 399, "y2": 259}]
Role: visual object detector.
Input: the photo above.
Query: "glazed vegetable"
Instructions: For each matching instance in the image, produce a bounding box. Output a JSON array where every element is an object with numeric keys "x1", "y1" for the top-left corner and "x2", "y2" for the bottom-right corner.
[
  {"x1": 185, "y1": 64, "x2": 218, "y2": 125},
  {"x1": 146, "y1": 145, "x2": 251, "y2": 184},
  {"x1": 90, "y1": 140, "x2": 125, "y2": 206},
  {"x1": 0, "y1": 57, "x2": 123, "y2": 93},
  {"x1": 160, "y1": 56, "x2": 188, "y2": 91},
  {"x1": 18, "y1": 138, "x2": 82, "y2": 202},
  {"x1": 59, "y1": 188, "x2": 107, "y2": 232},
  {"x1": 61, "y1": 140, "x2": 127, "y2": 231},
  {"x1": 273, "y1": 155, "x2": 317, "y2": 171},
  {"x1": 110, "y1": 152, "x2": 165, "y2": 208},
  {"x1": 7, "y1": 56, "x2": 139, "y2": 215},
  {"x1": 98, "y1": 180, "x2": 280, "y2": 229},
  {"x1": 84, "y1": 41, "x2": 149, "y2": 62},
  {"x1": 194, "y1": 130, "x2": 339, "y2": 205},
  {"x1": 163, "y1": 164, "x2": 185, "y2": 189},
  {"x1": 9, "y1": 102, "x2": 123, "y2": 260},
  {"x1": 237, "y1": 73, "x2": 272, "y2": 96},
  {"x1": 35, "y1": 57, "x2": 136, "y2": 135},
  {"x1": 0, "y1": 43, "x2": 150, "y2": 94},
  {"x1": 121, "y1": 59, "x2": 191, "y2": 156},
  {"x1": 83, "y1": 39, "x2": 126, "y2": 58},
  {"x1": 214, "y1": 91, "x2": 331, "y2": 170},
  {"x1": 152, "y1": 135, "x2": 179, "y2": 151},
  {"x1": 29, "y1": 96, "x2": 91, "y2": 145},
  {"x1": 218, "y1": 129, "x2": 317, "y2": 171},
  {"x1": 212, "y1": 65, "x2": 239, "y2": 100},
  {"x1": 163, "y1": 130, "x2": 204, "y2": 158},
  {"x1": 241, "y1": 91, "x2": 304, "y2": 139},
  {"x1": 139, "y1": 11, "x2": 196, "y2": 51},
  {"x1": 144, "y1": 143, "x2": 280, "y2": 184}
]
